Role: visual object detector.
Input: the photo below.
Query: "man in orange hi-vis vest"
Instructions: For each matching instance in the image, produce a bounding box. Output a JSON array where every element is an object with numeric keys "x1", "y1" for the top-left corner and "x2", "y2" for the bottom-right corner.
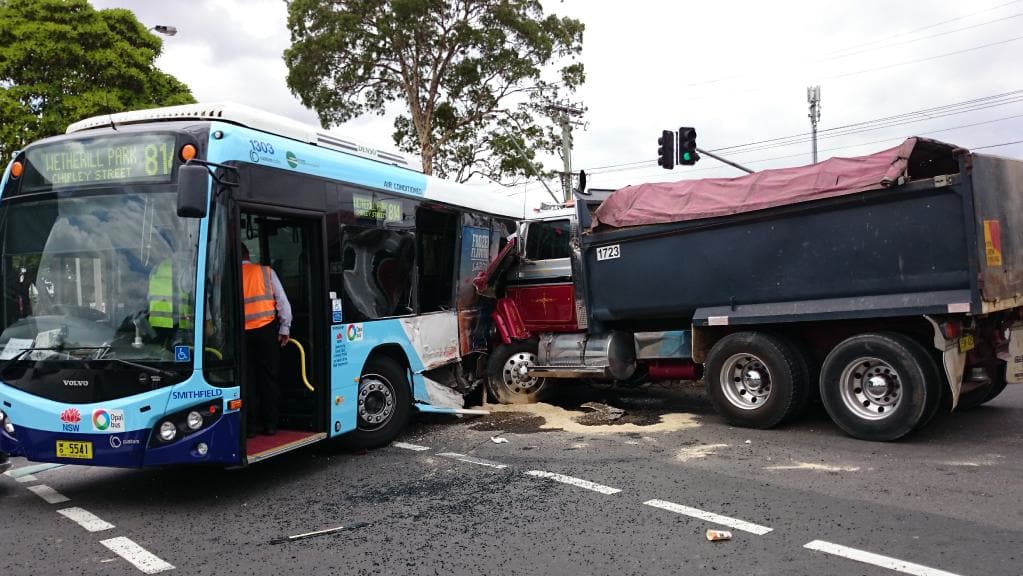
[{"x1": 241, "y1": 244, "x2": 293, "y2": 437}]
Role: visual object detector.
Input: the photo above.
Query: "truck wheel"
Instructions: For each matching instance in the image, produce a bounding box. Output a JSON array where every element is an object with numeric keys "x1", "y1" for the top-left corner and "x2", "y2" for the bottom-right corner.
[
  {"x1": 704, "y1": 332, "x2": 809, "y2": 429},
  {"x1": 487, "y1": 341, "x2": 551, "y2": 404},
  {"x1": 820, "y1": 333, "x2": 939, "y2": 441},
  {"x1": 345, "y1": 356, "x2": 412, "y2": 450}
]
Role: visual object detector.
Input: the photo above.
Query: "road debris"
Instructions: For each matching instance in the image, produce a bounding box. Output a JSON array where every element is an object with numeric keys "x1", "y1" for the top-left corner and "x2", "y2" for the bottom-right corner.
[
  {"x1": 490, "y1": 436, "x2": 509, "y2": 444},
  {"x1": 706, "y1": 529, "x2": 732, "y2": 542},
  {"x1": 578, "y1": 402, "x2": 626, "y2": 423}
]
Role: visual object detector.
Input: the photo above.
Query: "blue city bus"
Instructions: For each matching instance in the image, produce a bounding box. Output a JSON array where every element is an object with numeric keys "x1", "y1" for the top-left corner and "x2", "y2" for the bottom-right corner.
[{"x1": 0, "y1": 103, "x2": 524, "y2": 467}]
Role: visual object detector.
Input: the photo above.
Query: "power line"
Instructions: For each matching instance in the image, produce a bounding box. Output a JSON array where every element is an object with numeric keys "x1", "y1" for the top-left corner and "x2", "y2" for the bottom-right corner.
[
  {"x1": 819, "y1": 34, "x2": 1023, "y2": 82},
  {"x1": 824, "y1": 12, "x2": 1023, "y2": 61},
  {"x1": 974, "y1": 139, "x2": 1023, "y2": 149},
  {"x1": 822, "y1": 0, "x2": 1022, "y2": 58},
  {"x1": 585, "y1": 89, "x2": 1023, "y2": 174},
  {"x1": 591, "y1": 113, "x2": 1023, "y2": 182},
  {"x1": 685, "y1": 0, "x2": 1023, "y2": 88}
]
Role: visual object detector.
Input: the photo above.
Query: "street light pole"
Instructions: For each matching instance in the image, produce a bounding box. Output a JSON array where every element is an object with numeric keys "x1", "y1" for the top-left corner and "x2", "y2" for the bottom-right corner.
[{"x1": 149, "y1": 25, "x2": 178, "y2": 36}]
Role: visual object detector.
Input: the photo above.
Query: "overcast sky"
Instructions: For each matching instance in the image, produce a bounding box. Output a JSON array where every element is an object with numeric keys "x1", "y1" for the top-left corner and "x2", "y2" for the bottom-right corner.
[{"x1": 92, "y1": 0, "x2": 1023, "y2": 206}]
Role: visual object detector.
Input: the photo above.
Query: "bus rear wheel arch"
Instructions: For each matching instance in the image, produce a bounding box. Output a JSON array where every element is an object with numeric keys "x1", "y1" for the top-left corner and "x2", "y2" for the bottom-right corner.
[{"x1": 820, "y1": 332, "x2": 940, "y2": 441}]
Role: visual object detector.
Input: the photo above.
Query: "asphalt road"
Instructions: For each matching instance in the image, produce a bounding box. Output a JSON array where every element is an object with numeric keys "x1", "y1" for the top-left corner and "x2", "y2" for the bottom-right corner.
[{"x1": 2, "y1": 382, "x2": 1021, "y2": 576}]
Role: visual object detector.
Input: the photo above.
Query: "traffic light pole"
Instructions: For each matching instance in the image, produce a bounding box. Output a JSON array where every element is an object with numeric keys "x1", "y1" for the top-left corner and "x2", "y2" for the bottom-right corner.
[{"x1": 696, "y1": 147, "x2": 754, "y2": 174}]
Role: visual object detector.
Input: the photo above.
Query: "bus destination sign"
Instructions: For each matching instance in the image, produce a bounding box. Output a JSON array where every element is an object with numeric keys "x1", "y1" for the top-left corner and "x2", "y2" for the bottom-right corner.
[{"x1": 23, "y1": 134, "x2": 178, "y2": 190}]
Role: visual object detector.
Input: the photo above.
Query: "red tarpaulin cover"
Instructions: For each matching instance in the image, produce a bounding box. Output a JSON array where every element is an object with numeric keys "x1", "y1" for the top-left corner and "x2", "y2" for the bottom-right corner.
[{"x1": 594, "y1": 137, "x2": 957, "y2": 228}]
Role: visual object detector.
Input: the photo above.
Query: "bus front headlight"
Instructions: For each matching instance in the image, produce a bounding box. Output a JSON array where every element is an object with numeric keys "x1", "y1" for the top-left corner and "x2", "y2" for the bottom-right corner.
[
  {"x1": 158, "y1": 421, "x2": 177, "y2": 442},
  {"x1": 185, "y1": 411, "x2": 203, "y2": 431}
]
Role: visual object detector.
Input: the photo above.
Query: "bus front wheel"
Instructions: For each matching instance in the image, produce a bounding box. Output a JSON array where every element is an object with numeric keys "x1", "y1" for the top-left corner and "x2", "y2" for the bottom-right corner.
[{"x1": 346, "y1": 356, "x2": 412, "y2": 449}]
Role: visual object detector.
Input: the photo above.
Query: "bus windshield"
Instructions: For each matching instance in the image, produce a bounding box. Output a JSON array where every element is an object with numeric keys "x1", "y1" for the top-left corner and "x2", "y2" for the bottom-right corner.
[{"x1": 0, "y1": 189, "x2": 199, "y2": 367}]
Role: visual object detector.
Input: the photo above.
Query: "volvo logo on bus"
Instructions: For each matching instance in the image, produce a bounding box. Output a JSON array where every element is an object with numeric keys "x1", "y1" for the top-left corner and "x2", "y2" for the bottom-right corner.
[{"x1": 63, "y1": 379, "x2": 89, "y2": 387}]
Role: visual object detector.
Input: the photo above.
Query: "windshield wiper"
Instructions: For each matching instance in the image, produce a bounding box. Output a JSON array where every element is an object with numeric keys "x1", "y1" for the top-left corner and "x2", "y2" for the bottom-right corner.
[
  {"x1": 0, "y1": 346, "x2": 75, "y2": 377},
  {"x1": 0, "y1": 348, "x2": 35, "y2": 378},
  {"x1": 100, "y1": 357, "x2": 176, "y2": 378}
]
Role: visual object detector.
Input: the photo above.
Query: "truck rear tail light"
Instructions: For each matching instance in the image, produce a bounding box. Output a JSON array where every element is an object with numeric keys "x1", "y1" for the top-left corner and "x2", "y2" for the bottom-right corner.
[{"x1": 941, "y1": 321, "x2": 961, "y2": 339}]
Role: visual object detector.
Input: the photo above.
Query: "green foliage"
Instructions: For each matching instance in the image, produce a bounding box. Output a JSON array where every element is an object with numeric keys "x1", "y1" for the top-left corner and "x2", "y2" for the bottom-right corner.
[
  {"x1": 285, "y1": 0, "x2": 584, "y2": 182},
  {"x1": 0, "y1": 0, "x2": 195, "y2": 159}
]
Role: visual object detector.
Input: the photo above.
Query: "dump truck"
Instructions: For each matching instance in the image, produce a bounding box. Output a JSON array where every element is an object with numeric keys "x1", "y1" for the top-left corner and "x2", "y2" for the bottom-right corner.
[{"x1": 483, "y1": 138, "x2": 1022, "y2": 441}]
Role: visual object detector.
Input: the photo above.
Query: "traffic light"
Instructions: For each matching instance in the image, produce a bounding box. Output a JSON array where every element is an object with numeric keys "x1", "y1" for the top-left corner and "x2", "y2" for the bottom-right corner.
[
  {"x1": 657, "y1": 129, "x2": 674, "y2": 170},
  {"x1": 678, "y1": 126, "x2": 699, "y2": 165}
]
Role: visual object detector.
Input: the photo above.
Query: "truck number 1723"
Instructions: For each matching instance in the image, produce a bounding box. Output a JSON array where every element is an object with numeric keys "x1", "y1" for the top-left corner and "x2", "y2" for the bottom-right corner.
[{"x1": 596, "y1": 244, "x2": 621, "y2": 261}]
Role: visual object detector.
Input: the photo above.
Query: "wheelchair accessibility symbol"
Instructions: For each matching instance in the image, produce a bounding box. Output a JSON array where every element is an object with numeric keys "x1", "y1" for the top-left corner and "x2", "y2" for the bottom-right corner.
[{"x1": 174, "y1": 346, "x2": 192, "y2": 362}]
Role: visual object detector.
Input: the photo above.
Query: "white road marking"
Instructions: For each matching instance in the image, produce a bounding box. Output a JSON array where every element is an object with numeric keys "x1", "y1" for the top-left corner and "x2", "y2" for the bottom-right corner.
[
  {"x1": 393, "y1": 442, "x2": 430, "y2": 451},
  {"x1": 15, "y1": 473, "x2": 38, "y2": 483},
  {"x1": 644, "y1": 499, "x2": 773, "y2": 535},
  {"x1": 57, "y1": 507, "x2": 115, "y2": 532},
  {"x1": 101, "y1": 536, "x2": 175, "y2": 574},
  {"x1": 437, "y1": 452, "x2": 508, "y2": 469},
  {"x1": 289, "y1": 525, "x2": 348, "y2": 540},
  {"x1": 6, "y1": 462, "x2": 64, "y2": 478},
  {"x1": 525, "y1": 470, "x2": 622, "y2": 495},
  {"x1": 804, "y1": 540, "x2": 963, "y2": 576},
  {"x1": 26, "y1": 484, "x2": 70, "y2": 504},
  {"x1": 765, "y1": 462, "x2": 861, "y2": 472}
]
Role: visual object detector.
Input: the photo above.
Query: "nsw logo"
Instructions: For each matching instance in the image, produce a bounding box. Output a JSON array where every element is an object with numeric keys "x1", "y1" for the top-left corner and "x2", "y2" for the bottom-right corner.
[{"x1": 60, "y1": 407, "x2": 81, "y2": 432}]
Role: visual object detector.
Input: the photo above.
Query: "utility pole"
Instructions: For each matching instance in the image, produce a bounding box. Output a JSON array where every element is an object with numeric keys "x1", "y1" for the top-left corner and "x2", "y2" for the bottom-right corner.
[
  {"x1": 807, "y1": 85, "x2": 821, "y2": 163},
  {"x1": 547, "y1": 101, "x2": 585, "y2": 202}
]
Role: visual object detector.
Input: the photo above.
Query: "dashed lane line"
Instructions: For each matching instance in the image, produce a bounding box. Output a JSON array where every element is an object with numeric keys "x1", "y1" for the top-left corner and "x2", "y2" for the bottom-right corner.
[
  {"x1": 101, "y1": 537, "x2": 175, "y2": 574},
  {"x1": 804, "y1": 540, "x2": 964, "y2": 576},
  {"x1": 26, "y1": 484, "x2": 70, "y2": 504},
  {"x1": 57, "y1": 507, "x2": 115, "y2": 532},
  {"x1": 525, "y1": 470, "x2": 622, "y2": 495},
  {"x1": 437, "y1": 452, "x2": 508, "y2": 469},
  {"x1": 393, "y1": 442, "x2": 431, "y2": 451},
  {"x1": 644, "y1": 499, "x2": 773, "y2": 535},
  {"x1": 14, "y1": 473, "x2": 38, "y2": 483},
  {"x1": 5, "y1": 462, "x2": 64, "y2": 478}
]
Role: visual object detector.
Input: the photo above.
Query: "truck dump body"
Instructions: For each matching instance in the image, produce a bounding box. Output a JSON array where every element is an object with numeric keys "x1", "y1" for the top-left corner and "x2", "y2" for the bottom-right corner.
[{"x1": 581, "y1": 140, "x2": 1023, "y2": 332}]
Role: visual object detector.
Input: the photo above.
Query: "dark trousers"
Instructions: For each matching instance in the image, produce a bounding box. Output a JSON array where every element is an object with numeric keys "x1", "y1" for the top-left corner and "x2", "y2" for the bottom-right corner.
[{"x1": 245, "y1": 322, "x2": 280, "y2": 430}]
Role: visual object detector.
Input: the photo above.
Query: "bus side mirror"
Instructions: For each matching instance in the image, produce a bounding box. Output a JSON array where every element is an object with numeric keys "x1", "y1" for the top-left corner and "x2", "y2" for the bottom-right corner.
[{"x1": 177, "y1": 164, "x2": 209, "y2": 218}]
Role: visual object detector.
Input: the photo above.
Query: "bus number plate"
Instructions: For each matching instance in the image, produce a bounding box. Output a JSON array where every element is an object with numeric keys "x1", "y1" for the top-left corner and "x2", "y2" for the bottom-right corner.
[
  {"x1": 56, "y1": 440, "x2": 93, "y2": 460},
  {"x1": 596, "y1": 245, "x2": 620, "y2": 261}
]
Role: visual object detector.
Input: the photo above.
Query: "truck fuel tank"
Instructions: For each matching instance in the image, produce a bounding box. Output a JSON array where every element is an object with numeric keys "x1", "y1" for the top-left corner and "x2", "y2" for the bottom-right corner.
[{"x1": 534, "y1": 331, "x2": 636, "y2": 380}]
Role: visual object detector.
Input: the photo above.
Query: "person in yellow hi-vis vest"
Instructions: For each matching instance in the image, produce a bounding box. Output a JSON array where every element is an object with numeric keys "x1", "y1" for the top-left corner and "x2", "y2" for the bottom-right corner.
[
  {"x1": 148, "y1": 258, "x2": 194, "y2": 335},
  {"x1": 241, "y1": 244, "x2": 292, "y2": 437}
]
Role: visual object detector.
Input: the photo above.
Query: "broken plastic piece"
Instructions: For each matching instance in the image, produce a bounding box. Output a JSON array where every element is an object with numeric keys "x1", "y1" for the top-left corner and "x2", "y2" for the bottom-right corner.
[{"x1": 490, "y1": 436, "x2": 509, "y2": 444}]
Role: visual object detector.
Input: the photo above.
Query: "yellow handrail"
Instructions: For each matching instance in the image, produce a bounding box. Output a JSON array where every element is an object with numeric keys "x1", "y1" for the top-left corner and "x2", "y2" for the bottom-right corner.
[
  {"x1": 204, "y1": 347, "x2": 223, "y2": 360},
  {"x1": 287, "y1": 338, "x2": 314, "y2": 392}
]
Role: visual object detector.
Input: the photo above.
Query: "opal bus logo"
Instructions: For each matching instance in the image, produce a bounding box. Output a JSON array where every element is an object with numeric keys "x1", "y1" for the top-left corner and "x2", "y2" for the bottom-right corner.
[
  {"x1": 60, "y1": 408, "x2": 81, "y2": 432},
  {"x1": 346, "y1": 323, "x2": 364, "y2": 342},
  {"x1": 92, "y1": 409, "x2": 125, "y2": 432}
]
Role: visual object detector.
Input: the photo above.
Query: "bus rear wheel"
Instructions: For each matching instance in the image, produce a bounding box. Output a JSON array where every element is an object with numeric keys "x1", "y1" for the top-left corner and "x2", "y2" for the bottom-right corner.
[{"x1": 346, "y1": 356, "x2": 412, "y2": 450}]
